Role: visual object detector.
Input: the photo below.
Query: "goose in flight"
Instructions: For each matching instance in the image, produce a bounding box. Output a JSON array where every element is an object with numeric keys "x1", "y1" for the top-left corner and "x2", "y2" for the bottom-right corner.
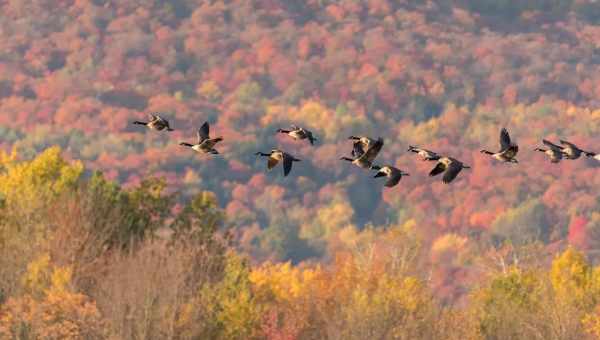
[
  {"x1": 407, "y1": 146, "x2": 441, "y2": 161},
  {"x1": 557, "y1": 140, "x2": 596, "y2": 159},
  {"x1": 371, "y1": 165, "x2": 409, "y2": 188},
  {"x1": 480, "y1": 128, "x2": 519, "y2": 163},
  {"x1": 341, "y1": 137, "x2": 384, "y2": 169},
  {"x1": 255, "y1": 149, "x2": 301, "y2": 176},
  {"x1": 429, "y1": 157, "x2": 470, "y2": 184},
  {"x1": 133, "y1": 114, "x2": 174, "y2": 131},
  {"x1": 535, "y1": 140, "x2": 564, "y2": 163},
  {"x1": 179, "y1": 122, "x2": 223, "y2": 154},
  {"x1": 277, "y1": 125, "x2": 317, "y2": 145}
]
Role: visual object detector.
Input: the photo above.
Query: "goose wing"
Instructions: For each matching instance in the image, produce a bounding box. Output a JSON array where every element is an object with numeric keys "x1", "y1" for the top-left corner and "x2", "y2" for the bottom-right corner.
[
  {"x1": 502, "y1": 144, "x2": 519, "y2": 158},
  {"x1": 385, "y1": 168, "x2": 402, "y2": 187},
  {"x1": 559, "y1": 140, "x2": 580, "y2": 150},
  {"x1": 429, "y1": 161, "x2": 447, "y2": 177},
  {"x1": 360, "y1": 138, "x2": 384, "y2": 162},
  {"x1": 442, "y1": 161, "x2": 463, "y2": 184},
  {"x1": 282, "y1": 153, "x2": 294, "y2": 176},
  {"x1": 543, "y1": 139, "x2": 563, "y2": 152},
  {"x1": 352, "y1": 141, "x2": 366, "y2": 158},
  {"x1": 551, "y1": 150, "x2": 563, "y2": 163},
  {"x1": 500, "y1": 128, "x2": 511, "y2": 151},
  {"x1": 198, "y1": 122, "x2": 210, "y2": 143},
  {"x1": 307, "y1": 131, "x2": 316, "y2": 145}
]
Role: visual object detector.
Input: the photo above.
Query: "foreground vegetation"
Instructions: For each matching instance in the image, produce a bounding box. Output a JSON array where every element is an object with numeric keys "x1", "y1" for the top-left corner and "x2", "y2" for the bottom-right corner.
[{"x1": 1, "y1": 147, "x2": 600, "y2": 339}]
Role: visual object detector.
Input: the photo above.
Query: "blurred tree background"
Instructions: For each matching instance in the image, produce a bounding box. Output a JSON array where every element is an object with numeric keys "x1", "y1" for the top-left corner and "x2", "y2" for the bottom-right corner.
[{"x1": 1, "y1": 1, "x2": 600, "y2": 338}]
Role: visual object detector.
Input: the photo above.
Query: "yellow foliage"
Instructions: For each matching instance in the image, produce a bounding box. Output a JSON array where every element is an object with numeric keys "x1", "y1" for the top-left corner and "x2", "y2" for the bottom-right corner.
[
  {"x1": 550, "y1": 247, "x2": 599, "y2": 308},
  {"x1": 250, "y1": 261, "x2": 322, "y2": 303},
  {"x1": 583, "y1": 307, "x2": 600, "y2": 339},
  {"x1": 0, "y1": 146, "x2": 83, "y2": 211},
  {"x1": 0, "y1": 265, "x2": 105, "y2": 339},
  {"x1": 302, "y1": 198, "x2": 354, "y2": 240},
  {"x1": 49, "y1": 266, "x2": 73, "y2": 294},
  {"x1": 22, "y1": 253, "x2": 52, "y2": 296},
  {"x1": 197, "y1": 80, "x2": 222, "y2": 101}
]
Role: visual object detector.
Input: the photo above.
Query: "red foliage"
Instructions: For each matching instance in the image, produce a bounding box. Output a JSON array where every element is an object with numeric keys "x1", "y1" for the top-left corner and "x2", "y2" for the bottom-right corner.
[{"x1": 568, "y1": 216, "x2": 589, "y2": 249}]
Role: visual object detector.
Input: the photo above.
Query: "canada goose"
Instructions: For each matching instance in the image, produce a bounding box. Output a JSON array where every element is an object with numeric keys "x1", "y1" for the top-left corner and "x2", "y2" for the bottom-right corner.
[
  {"x1": 480, "y1": 128, "x2": 519, "y2": 163},
  {"x1": 559, "y1": 140, "x2": 596, "y2": 159},
  {"x1": 255, "y1": 149, "x2": 301, "y2": 176},
  {"x1": 277, "y1": 125, "x2": 317, "y2": 145},
  {"x1": 371, "y1": 165, "x2": 409, "y2": 188},
  {"x1": 535, "y1": 140, "x2": 564, "y2": 163},
  {"x1": 407, "y1": 146, "x2": 441, "y2": 161},
  {"x1": 133, "y1": 114, "x2": 174, "y2": 131},
  {"x1": 429, "y1": 157, "x2": 470, "y2": 184},
  {"x1": 179, "y1": 122, "x2": 223, "y2": 154},
  {"x1": 341, "y1": 137, "x2": 384, "y2": 169},
  {"x1": 348, "y1": 136, "x2": 376, "y2": 157}
]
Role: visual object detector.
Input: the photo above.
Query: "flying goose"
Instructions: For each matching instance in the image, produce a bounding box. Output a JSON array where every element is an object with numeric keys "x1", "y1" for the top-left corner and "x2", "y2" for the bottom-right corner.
[
  {"x1": 255, "y1": 149, "x2": 301, "y2": 176},
  {"x1": 429, "y1": 157, "x2": 470, "y2": 184},
  {"x1": 480, "y1": 128, "x2": 519, "y2": 163},
  {"x1": 348, "y1": 136, "x2": 376, "y2": 158},
  {"x1": 277, "y1": 125, "x2": 317, "y2": 145},
  {"x1": 407, "y1": 146, "x2": 441, "y2": 161},
  {"x1": 133, "y1": 114, "x2": 174, "y2": 131},
  {"x1": 371, "y1": 165, "x2": 409, "y2": 188},
  {"x1": 559, "y1": 140, "x2": 596, "y2": 159},
  {"x1": 179, "y1": 122, "x2": 223, "y2": 154},
  {"x1": 535, "y1": 140, "x2": 564, "y2": 163},
  {"x1": 341, "y1": 137, "x2": 384, "y2": 169}
]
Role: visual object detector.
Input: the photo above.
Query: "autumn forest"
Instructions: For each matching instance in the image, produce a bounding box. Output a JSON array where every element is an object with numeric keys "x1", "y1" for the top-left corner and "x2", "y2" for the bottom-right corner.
[{"x1": 2, "y1": 0, "x2": 600, "y2": 339}]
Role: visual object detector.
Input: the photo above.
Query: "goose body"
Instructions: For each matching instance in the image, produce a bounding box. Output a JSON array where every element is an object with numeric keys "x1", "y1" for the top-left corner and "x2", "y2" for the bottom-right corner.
[
  {"x1": 255, "y1": 149, "x2": 301, "y2": 176},
  {"x1": 429, "y1": 157, "x2": 470, "y2": 184},
  {"x1": 480, "y1": 128, "x2": 519, "y2": 163},
  {"x1": 535, "y1": 140, "x2": 564, "y2": 163},
  {"x1": 341, "y1": 137, "x2": 384, "y2": 169},
  {"x1": 179, "y1": 122, "x2": 223, "y2": 154},
  {"x1": 407, "y1": 146, "x2": 441, "y2": 161},
  {"x1": 371, "y1": 165, "x2": 409, "y2": 187},
  {"x1": 133, "y1": 114, "x2": 174, "y2": 131},
  {"x1": 277, "y1": 125, "x2": 317, "y2": 145}
]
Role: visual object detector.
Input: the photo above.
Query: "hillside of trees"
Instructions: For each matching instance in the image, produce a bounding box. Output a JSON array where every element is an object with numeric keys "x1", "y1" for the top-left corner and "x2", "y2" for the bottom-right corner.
[
  {"x1": 1, "y1": 0, "x2": 600, "y2": 338},
  {"x1": 2, "y1": 147, "x2": 600, "y2": 339}
]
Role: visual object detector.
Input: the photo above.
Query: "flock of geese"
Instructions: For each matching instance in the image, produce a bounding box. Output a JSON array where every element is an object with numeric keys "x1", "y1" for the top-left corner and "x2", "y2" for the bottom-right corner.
[{"x1": 133, "y1": 115, "x2": 598, "y2": 188}]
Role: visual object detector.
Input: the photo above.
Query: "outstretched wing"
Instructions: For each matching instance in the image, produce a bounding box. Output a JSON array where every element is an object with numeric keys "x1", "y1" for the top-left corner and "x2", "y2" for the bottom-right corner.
[
  {"x1": 198, "y1": 122, "x2": 210, "y2": 143},
  {"x1": 442, "y1": 161, "x2": 463, "y2": 184},
  {"x1": 500, "y1": 128, "x2": 511, "y2": 151},
  {"x1": 559, "y1": 140, "x2": 579, "y2": 150},
  {"x1": 543, "y1": 139, "x2": 563, "y2": 152},
  {"x1": 267, "y1": 156, "x2": 279, "y2": 170},
  {"x1": 282, "y1": 154, "x2": 294, "y2": 176},
  {"x1": 429, "y1": 162, "x2": 447, "y2": 177},
  {"x1": 361, "y1": 138, "x2": 384, "y2": 162}
]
